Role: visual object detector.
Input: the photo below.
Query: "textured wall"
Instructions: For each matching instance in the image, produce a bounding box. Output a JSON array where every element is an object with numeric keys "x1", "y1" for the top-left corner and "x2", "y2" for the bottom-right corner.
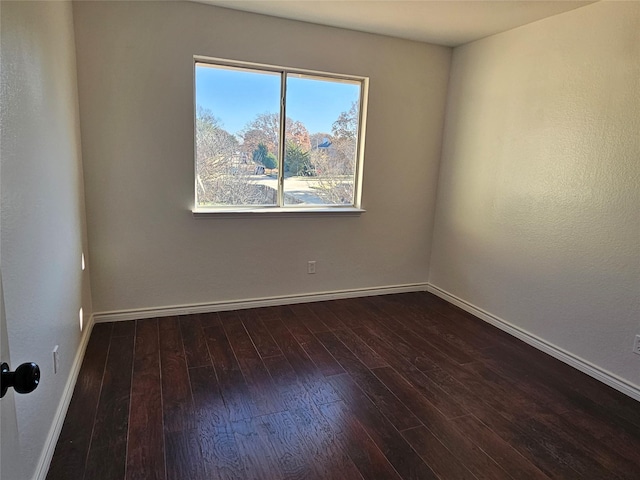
[
  {"x1": 0, "y1": 1, "x2": 93, "y2": 478},
  {"x1": 73, "y1": 1, "x2": 451, "y2": 313},
  {"x1": 430, "y1": 1, "x2": 640, "y2": 387}
]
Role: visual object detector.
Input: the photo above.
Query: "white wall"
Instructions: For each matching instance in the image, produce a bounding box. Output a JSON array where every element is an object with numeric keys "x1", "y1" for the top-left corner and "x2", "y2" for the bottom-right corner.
[
  {"x1": 0, "y1": 2, "x2": 93, "y2": 478},
  {"x1": 73, "y1": 1, "x2": 451, "y2": 314},
  {"x1": 430, "y1": 1, "x2": 640, "y2": 389}
]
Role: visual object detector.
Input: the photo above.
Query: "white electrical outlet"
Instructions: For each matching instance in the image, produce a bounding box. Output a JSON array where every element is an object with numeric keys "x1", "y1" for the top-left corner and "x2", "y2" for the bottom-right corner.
[
  {"x1": 633, "y1": 335, "x2": 640, "y2": 356},
  {"x1": 53, "y1": 345, "x2": 59, "y2": 374},
  {"x1": 307, "y1": 261, "x2": 316, "y2": 274}
]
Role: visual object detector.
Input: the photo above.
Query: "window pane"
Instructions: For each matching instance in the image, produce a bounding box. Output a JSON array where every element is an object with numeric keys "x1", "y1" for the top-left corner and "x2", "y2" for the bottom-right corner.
[
  {"x1": 283, "y1": 74, "x2": 361, "y2": 206},
  {"x1": 195, "y1": 63, "x2": 280, "y2": 207}
]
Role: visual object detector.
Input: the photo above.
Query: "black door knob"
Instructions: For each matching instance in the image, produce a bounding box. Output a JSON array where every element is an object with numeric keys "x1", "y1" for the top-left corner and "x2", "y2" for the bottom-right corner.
[{"x1": 1, "y1": 362, "x2": 40, "y2": 398}]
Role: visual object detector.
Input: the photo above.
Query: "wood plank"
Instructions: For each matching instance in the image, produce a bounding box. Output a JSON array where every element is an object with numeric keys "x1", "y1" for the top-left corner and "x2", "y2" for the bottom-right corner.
[
  {"x1": 84, "y1": 445, "x2": 129, "y2": 480},
  {"x1": 318, "y1": 401, "x2": 400, "y2": 480},
  {"x1": 111, "y1": 320, "x2": 135, "y2": 338},
  {"x1": 288, "y1": 406, "x2": 363, "y2": 480},
  {"x1": 262, "y1": 355, "x2": 362, "y2": 480},
  {"x1": 471, "y1": 345, "x2": 575, "y2": 417},
  {"x1": 353, "y1": 326, "x2": 469, "y2": 419},
  {"x1": 231, "y1": 417, "x2": 283, "y2": 479},
  {"x1": 254, "y1": 411, "x2": 320, "y2": 480},
  {"x1": 261, "y1": 317, "x2": 341, "y2": 405},
  {"x1": 533, "y1": 411, "x2": 639, "y2": 480},
  {"x1": 450, "y1": 414, "x2": 550, "y2": 480},
  {"x1": 223, "y1": 319, "x2": 281, "y2": 416},
  {"x1": 372, "y1": 366, "x2": 513, "y2": 480},
  {"x1": 324, "y1": 299, "x2": 367, "y2": 331},
  {"x1": 198, "y1": 311, "x2": 221, "y2": 329},
  {"x1": 310, "y1": 302, "x2": 348, "y2": 330},
  {"x1": 179, "y1": 315, "x2": 211, "y2": 369},
  {"x1": 48, "y1": 294, "x2": 640, "y2": 480},
  {"x1": 202, "y1": 324, "x2": 254, "y2": 421},
  {"x1": 159, "y1": 317, "x2": 205, "y2": 480},
  {"x1": 365, "y1": 295, "x2": 477, "y2": 368},
  {"x1": 242, "y1": 314, "x2": 282, "y2": 358},
  {"x1": 281, "y1": 311, "x2": 345, "y2": 376},
  {"x1": 497, "y1": 338, "x2": 640, "y2": 430},
  {"x1": 288, "y1": 303, "x2": 331, "y2": 333},
  {"x1": 401, "y1": 426, "x2": 477, "y2": 480},
  {"x1": 357, "y1": 310, "x2": 444, "y2": 372},
  {"x1": 84, "y1": 330, "x2": 135, "y2": 480},
  {"x1": 126, "y1": 319, "x2": 165, "y2": 480},
  {"x1": 377, "y1": 313, "x2": 466, "y2": 370},
  {"x1": 189, "y1": 366, "x2": 245, "y2": 480},
  {"x1": 164, "y1": 430, "x2": 205, "y2": 480},
  {"x1": 46, "y1": 323, "x2": 112, "y2": 480},
  {"x1": 332, "y1": 327, "x2": 388, "y2": 369},
  {"x1": 401, "y1": 293, "x2": 517, "y2": 352},
  {"x1": 262, "y1": 354, "x2": 311, "y2": 411},
  {"x1": 559, "y1": 408, "x2": 640, "y2": 465},
  {"x1": 218, "y1": 310, "x2": 242, "y2": 326},
  {"x1": 438, "y1": 360, "x2": 549, "y2": 423},
  {"x1": 455, "y1": 397, "x2": 582, "y2": 479},
  {"x1": 159, "y1": 317, "x2": 195, "y2": 432},
  {"x1": 386, "y1": 306, "x2": 476, "y2": 366},
  {"x1": 338, "y1": 300, "x2": 384, "y2": 332},
  {"x1": 518, "y1": 414, "x2": 630, "y2": 480},
  {"x1": 480, "y1": 338, "x2": 640, "y2": 442},
  {"x1": 316, "y1": 330, "x2": 421, "y2": 431},
  {"x1": 425, "y1": 360, "x2": 593, "y2": 480},
  {"x1": 328, "y1": 373, "x2": 439, "y2": 480}
]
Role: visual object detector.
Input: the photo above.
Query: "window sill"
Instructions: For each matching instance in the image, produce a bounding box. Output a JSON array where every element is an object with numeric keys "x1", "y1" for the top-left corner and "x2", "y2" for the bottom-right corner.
[{"x1": 192, "y1": 207, "x2": 366, "y2": 218}]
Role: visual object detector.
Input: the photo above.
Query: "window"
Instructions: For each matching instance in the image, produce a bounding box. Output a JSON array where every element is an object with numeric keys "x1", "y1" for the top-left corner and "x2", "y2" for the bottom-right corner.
[{"x1": 193, "y1": 58, "x2": 367, "y2": 213}]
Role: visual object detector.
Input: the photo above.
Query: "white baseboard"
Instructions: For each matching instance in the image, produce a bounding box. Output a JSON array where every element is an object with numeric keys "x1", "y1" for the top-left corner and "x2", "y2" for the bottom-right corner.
[
  {"x1": 427, "y1": 284, "x2": 640, "y2": 402},
  {"x1": 33, "y1": 314, "x2": 96, "y2": 480},
  {"x1": 93, "y1": 283, "x2": 430, "y2": 323}
]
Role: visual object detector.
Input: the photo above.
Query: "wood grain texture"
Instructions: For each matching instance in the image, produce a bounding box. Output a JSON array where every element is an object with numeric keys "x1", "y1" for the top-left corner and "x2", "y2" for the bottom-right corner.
[
  {"x1": 401, "y1": 426, "x2": 476, "y2": 480},
  {"x1": 179, "y1": 314, "x2": 211, "y2": 369},
  {"x1": 315, "y1": 330, "x2": 421, "y2": 431},
  {"x1": 328, "y1": 373, "x2": 439, "y2": 480},
  {"x1": 126, "y1": 318, "x2": 164, "y2": 480},
  {"x1": 159, "y1": 317, "x2": 204, "y2": 480},
  {"x1": 223, "y1": 319, "x2": 282, "y2": 416},
  {"x1": 202, "y1": 323, "x2": 255, "y2": 422},
  {"x1": 189, "y1": 366, "x2": 245, "y2": 480},
  {"x1": 49, "y1": 293, "x2": 640, "y2": 480},
  {"x1": 46, "y1": 323, "x2": 112, "y2": 480},
  {"x1": 242, "y1": 313, "x2": 282, "y2": 358},
  {"x1": 84, "y1": 327, "x2": 135, "y2": 480}
]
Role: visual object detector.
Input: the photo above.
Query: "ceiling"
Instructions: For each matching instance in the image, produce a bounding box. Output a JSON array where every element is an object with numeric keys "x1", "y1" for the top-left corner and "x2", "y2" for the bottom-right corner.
[{"x1": 195, "y1": 1, "x2": 595, "y2": 47}]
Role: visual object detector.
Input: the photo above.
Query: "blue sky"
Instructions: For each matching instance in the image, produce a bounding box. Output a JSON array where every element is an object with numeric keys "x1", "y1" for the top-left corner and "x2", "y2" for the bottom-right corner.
[{"x1": 195, "y1": 64, "x2": 360, "y2": 136}]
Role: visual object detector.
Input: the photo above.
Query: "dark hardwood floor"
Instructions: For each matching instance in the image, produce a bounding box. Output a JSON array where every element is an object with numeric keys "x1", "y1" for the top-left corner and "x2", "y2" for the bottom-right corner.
[{"x1": 46, "y1": 292, "x2": 640, "y2": 480}]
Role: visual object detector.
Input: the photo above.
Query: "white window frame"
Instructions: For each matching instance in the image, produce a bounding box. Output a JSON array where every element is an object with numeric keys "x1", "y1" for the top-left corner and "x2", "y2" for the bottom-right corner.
[{"x1": 192, "y1": 56, "x2": 368, "y2": 216}]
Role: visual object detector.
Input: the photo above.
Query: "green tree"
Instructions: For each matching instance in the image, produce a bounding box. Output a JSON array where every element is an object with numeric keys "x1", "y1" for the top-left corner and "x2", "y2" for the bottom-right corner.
[
  {"x1": 263, "y1": 152, "x2": 277, "y2": 170},
  {"x1": 285, "y1": 141, "x2": 311, "y2": 176},
  {"x1": 253, "y1": 143, "x2": 277, "y2": 171},
  {"x1": 252, "y1": 143, "x2": 268, "y2": 165}
]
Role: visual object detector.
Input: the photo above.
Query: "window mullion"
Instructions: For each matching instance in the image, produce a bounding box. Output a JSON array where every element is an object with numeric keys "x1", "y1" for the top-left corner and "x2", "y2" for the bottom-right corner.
[{"x1": 277, "y1": 71, "x2": 287, "y2": 207}]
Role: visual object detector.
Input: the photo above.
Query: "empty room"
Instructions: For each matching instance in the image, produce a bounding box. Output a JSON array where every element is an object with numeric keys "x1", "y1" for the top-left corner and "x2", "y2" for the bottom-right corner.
[{"x1": 1, "y1": 1, "x2": 639, "y2": 479}]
